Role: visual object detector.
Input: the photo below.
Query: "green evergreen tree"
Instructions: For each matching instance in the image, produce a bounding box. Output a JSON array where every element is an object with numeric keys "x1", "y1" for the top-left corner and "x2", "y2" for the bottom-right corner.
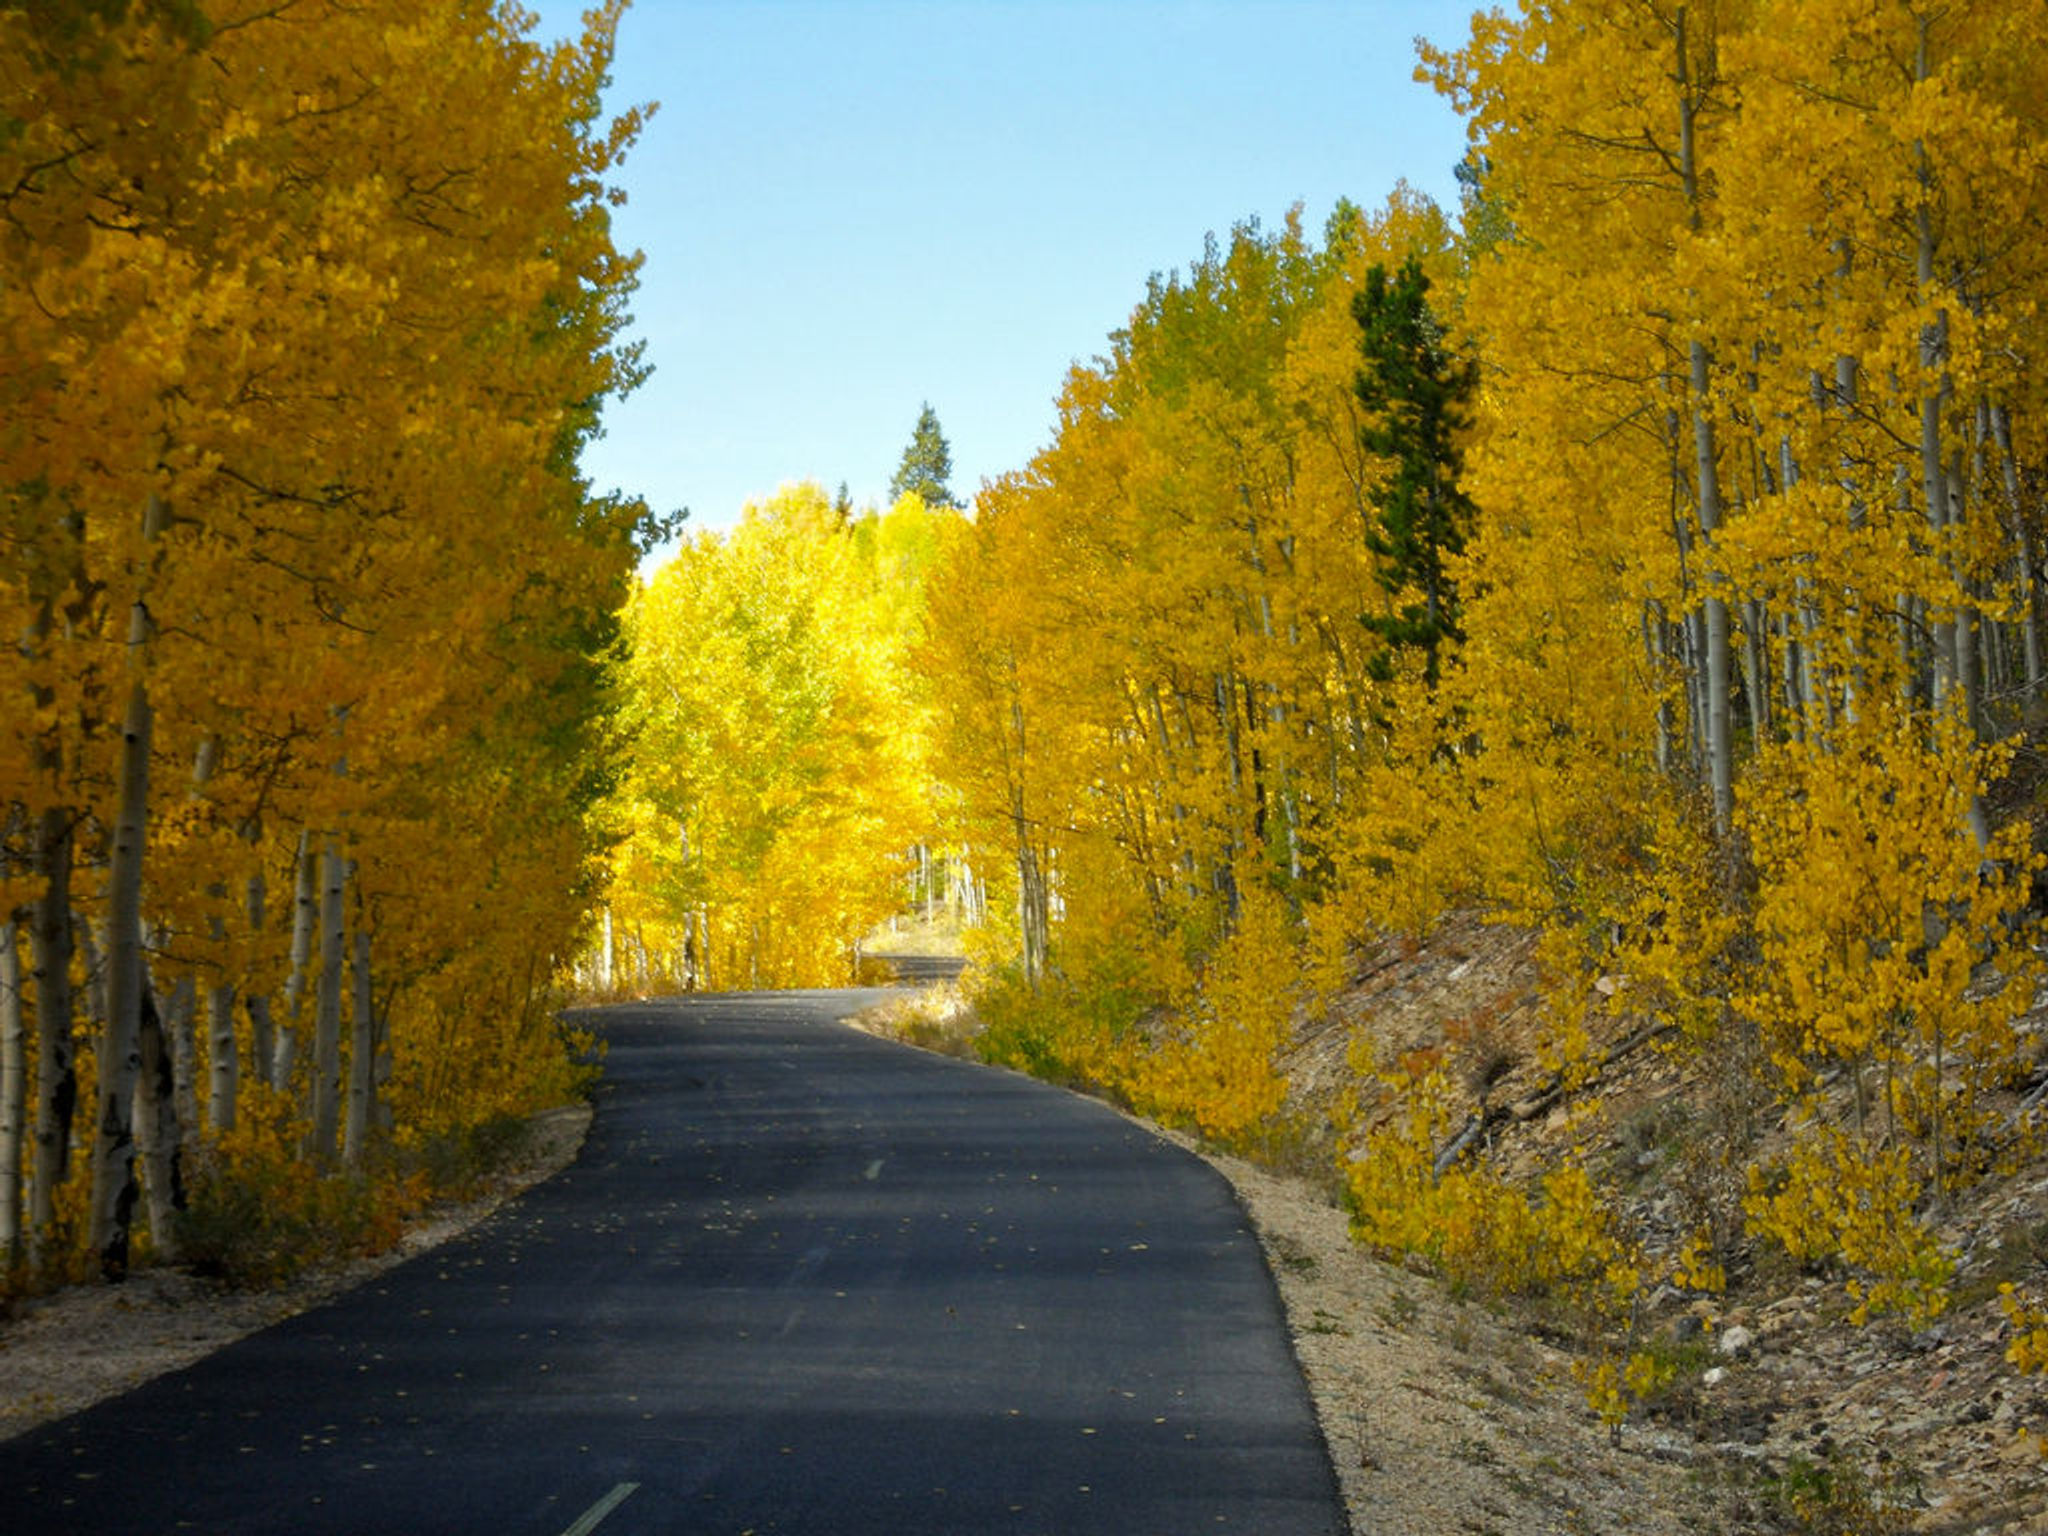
[
  {"x1": 1353, "y1": 254, "x2": 1476, "y2": 683},
  {"x1": 888, "y1": 402, "x2": 962, "y2": 509}
]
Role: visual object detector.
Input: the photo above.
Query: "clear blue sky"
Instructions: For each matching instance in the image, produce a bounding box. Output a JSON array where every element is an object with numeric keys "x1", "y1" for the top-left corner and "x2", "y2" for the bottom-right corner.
[{"x1": 527, "y1": 1, "x2": 1478, "y2": 548}]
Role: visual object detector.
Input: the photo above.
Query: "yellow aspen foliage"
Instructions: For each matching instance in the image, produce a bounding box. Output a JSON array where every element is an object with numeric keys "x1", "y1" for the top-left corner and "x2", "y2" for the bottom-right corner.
[
  {"x1": 1739, "y1": 704, "x2": 2037, "y2": 1177},
  {"x1": 927, "y1": 194, "x2": 1471, "y2": 1138},
  {"x1": 1398, "y1": 0, "x2": 2048, "y2": 1325},
  {"x1": 2002, "y1": 1284, "x2": 2048, "y2": 1375},
  {"x1": 1344, "y1": 1061, "x2": 1639, "y2": 1320},
  {"x1": 598, "y1": 486, "x2": 948, "y2": 990},
  {"x1": 1744, "y1": 1129, "x2": 1956, "y2": 1327},
  {"x1": 1125, "y1": 885, "x2": 1314, "y2": 1144}
]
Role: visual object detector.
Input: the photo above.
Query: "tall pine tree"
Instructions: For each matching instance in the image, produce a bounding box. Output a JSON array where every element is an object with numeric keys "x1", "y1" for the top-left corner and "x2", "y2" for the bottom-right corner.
[
  {"x1": 888, "y1": 402, "x2": 963, "y2": 509},
  {"x1": 1353, "y1": 254, "x2": 1476, "y2": 683}
]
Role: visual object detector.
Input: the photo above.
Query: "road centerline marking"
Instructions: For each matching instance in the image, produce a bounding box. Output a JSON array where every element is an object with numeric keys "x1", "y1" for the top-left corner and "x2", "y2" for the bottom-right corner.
[{"x1": 559, "y1": 1480, "x2": 640, "y2": 1536}]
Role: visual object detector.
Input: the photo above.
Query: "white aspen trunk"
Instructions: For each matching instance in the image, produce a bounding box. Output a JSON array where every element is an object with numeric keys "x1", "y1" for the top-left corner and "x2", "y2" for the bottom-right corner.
[
  {"x1": 1915, "y1": 42, "x2": 1958, "y2": 712},
  {"x1": 1213, "y1": 671, "x2": 1244, "y2": 922},
  {"x1": 309, "y1": 842, "x2": 346, "y2": 1163},
  {"x1": 599, "y1": 904, "x2": 615, "y2": 994},
  {"x1": 1947, "y1": 456, "x2": 1983, "y2": 736},
  {"x1": 1799, "y1": 600, "x2": 1826, "y2": 729},
  {"x1": 1690, "y1": 342, "x2": 1735, "y2": 839},
  {"x1": 1675, "y1": 11, "x2": 1734, "y2": 841},
  {"x1": 275, "y1": 829, "x2": 317, "y2": 1090},
  {"x1": 134, "y1": 974, "x2": 187, "y2": 1262},
  {"x1": 1016, "y1": 829, "x2": 1049, "y2": 987},
  {"x1": 19, "y1": 581, "x2": 68, "y2": 1272},
  {"x1": 1, "y1": 914, "x2": 26, "y2": 1267},
  {"x1": 1991, "y1": 405, "x2": 2042, "y2": 695},
  {"x1": 1683, "y1": 606, "x2": 1710, "y2": 781},
  {"x1": 88, "y1": 490, "x2": 162, "y2": 1278},
  {"x1": 1644, "y1": 606, "x2": 1675, "y2": 774},
  {"x1": 242, "y1": 871, "x2": 271, "y2": 1082},
  {"x1": 1741, "y1": 600, "x2": 1768, "y2": 746},
  {"x1": 207, "y1": 980, "x2": 237, "y2": 1134},
  {"x1": 169, "y1": 964, "x2": 198, "y2": 1137},
  {"x1": 344, "y1": 928, "x2": 374, "y2": 1167},
  {"x1": 1781, "y1": 613, "x2": 1809, "y2": 743},
  {"x1": 1984, "y1": 611, "x2": 2007, "y2": 705},
  {"x1": 27, "y1": 806, "x2": 76, "y2": 1267}
]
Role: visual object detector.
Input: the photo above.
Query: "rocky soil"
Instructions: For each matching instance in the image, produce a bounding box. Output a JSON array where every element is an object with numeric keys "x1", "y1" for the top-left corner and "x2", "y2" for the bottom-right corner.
[{"x1": 1285, "y1": 911, "x2": 2048, "y2": 1535}]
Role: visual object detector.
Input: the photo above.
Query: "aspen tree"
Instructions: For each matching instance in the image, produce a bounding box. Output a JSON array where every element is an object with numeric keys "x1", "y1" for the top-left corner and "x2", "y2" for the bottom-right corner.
[
  {"x1": 308, "y1": 843, "x2": 346, "y2": 1164},
  {"x1": 274, "y1": 832, "x2": 317, "y2": 1092},
  {"x1": 89, "y1": 492, "x2": 167, "y2": 1279},
  {"x1": 25, "y1": 812, "x2": 76, "y2": 1267},
  {"x1": 343, "y1": 929, "x2": 374, "y2": 1168}
]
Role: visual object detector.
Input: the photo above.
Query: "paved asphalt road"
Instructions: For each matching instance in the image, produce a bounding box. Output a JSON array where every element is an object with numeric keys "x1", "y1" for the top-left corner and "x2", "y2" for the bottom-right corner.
[{"x1": 0, "y1": 990, "x2": 1347, "y2": 1535}]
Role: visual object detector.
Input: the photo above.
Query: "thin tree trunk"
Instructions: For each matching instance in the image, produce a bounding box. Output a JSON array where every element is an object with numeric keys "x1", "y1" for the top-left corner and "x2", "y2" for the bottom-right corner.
[
  {"x1": 244, "y1": 869, "x2": 272, "y2": 1081},
  {"x1": 344, "y1": 928, "x2": 375, "y2": 1168},
  {"x1": 76, "y1": 913, "x2": 108, "y2": 1029},
  {"x1": 1016, "y1": 831, "x2": 1049, "y2": 987},
  {"x1": 1914, "y1": 26, "x2": 1959, "y2": 715},
  {"x1": 27, "y1": 806, "x2": 77, "y2": 1268},
  {"x1": 168, "y1": 963, "x2": 198, "y2": 1138},
  {"x1": 207, "y1": 979, "x2": 237, "y2": 1133},
  {"x1": 309, "y1": 842, "x2": 346, "y2": 1163},
  {"x1": 1645, "y1": 605, "x2": 1675, "y2": 774},
  {"x1": 134, "y1": 975, "x2": 186, "y2": 1262},
  {"x1": 275, "y1": 830, "x2": 317, "y2": 1090},
  {"x1": 1691, "y1": 342, "x2": 1735, "y2": 839},
  {"x1": 1675, "y1": 10, "x2": 1734, "y2": 841},
  {"x1": 1991, "y1": 405, "x2": 2042, "y2": 698},
  {"x1": 1, "y1": 912, "x2": 26, "y2": 1269},
  {"x1": 88, "y1": 493, "x2": 164, "y2": 1279},
  {"x1": 1948, "y1": 457, "x2": 1983, "y2": 736},
  {"x1": 1741, "y1": 600, "x2": 1768, "y2": 747}
]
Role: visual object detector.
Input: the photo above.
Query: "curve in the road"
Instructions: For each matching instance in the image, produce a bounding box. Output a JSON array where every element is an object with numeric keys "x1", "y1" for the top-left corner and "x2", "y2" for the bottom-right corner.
[{"x1": 0, "y1": 989, "x2": 1348, "y2": 1536}]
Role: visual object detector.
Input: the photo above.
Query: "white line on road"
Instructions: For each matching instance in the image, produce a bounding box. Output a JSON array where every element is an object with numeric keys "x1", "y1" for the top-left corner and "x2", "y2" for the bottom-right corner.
[{"x1": 559, "y1": 1481, "x2": 640, "y2": 1536}]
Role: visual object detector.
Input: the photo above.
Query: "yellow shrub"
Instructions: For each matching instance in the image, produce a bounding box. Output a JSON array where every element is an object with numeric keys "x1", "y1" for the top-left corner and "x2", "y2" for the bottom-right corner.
[
  {"x1": 1744, "y1": 1126, "x2": 1954, "y2": 1326},
  {"x1": 1343, "y1": 1063, "x2": 1638, "y2": 1318},
  {"x1": 1125, "y1": 885, "x2": 1303, "y2": 1143},
  {"x1": 178, "y1": 1085, "x2": 430, "y2": 1288},
  {"x1": 2003, "y1": 1283, "x2": 2048, "y2": 1375}
]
